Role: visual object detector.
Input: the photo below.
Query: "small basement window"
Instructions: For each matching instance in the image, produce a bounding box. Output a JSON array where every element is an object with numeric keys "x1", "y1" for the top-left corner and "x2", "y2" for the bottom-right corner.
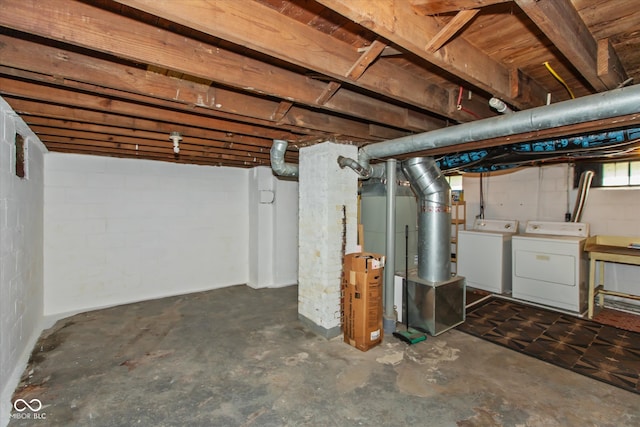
[
  {"x1": 446, "y1": 175, "x2": 463, "y2": 191},
  {"x1": 574, "y1": 160, "x2": 640, "y2": 188},
  {"x1": 15, "y1": 133, "x2": 26, "y2": 179}
]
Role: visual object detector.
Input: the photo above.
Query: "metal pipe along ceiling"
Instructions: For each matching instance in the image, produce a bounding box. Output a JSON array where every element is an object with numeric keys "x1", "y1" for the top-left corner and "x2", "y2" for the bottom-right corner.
[
  {"x1": 272, "y1": 85, "x2": 640, "y2": 179},
  {"x1": 355, "y1": 84, "x2": 640, "y2": 175}
]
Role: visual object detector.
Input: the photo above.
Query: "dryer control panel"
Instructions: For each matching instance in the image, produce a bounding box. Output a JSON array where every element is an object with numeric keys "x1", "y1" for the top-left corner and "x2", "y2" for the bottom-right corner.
[{"x1": 524, "y1": 221, "x2": 589, "y2": 237}]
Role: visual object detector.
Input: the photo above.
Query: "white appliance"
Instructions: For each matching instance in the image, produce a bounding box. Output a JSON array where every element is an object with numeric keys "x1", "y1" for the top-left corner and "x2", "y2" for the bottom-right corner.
[
  {"x1": 512, "y1": 221, "x2": 589, "y2": 313},
  {"x1": 457, "y1": 219, "x2": 519, "y2": 294}
]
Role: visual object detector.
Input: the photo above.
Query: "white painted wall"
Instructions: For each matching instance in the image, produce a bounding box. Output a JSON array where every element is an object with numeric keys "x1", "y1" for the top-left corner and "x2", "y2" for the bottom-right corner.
[
  {"x1": 0, "y1": 98, "x2": 46, "y2": 426},
  {"x1": 462, "y1": 164, "x2": 640, "y2": 299},
  {"x1": 44, "y1": 153, "x2": 249, "y2": 318},
  {"x1": 248, "y1": 166, "x2": 298, "y2": 288},
  {"x1": 273, "y1": 176, "x2": 299, "y2": 286}
]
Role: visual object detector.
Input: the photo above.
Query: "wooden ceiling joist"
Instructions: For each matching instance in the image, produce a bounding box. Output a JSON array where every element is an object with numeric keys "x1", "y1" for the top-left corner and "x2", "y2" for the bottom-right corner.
[
  {"x1": 46, "y1": 143, "x2": 267, "y2": 168},
  {"x1": 0, "y1": 0, "x2": 448, "y2": 131},
  {"x1": 515, "y1": 0, "x2": 628, "y2": 91},
  {"x1": 0, "y1": 35, "x2": 412, "y2": 141},
  {"x1": 110, "y1": 0, "x2": 457, "y2": 121},
  {"x1": 316, "y1": 0, "x2": 549, "y2": 110},
  {"x1": 4, "y1": 98, "x2": 278, "y2": 149},
  {"x1": 29, "y1": 126, "x2": 292, "y2": 162},
  {"x1": 42, "y1": 137, "x2": 271, "y2": 164}
]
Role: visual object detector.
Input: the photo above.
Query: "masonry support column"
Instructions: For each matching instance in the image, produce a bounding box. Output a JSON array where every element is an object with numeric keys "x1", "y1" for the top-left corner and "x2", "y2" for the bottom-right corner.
[{"x1": 298, "y1": 142, "x2": 358, "y2": 338}]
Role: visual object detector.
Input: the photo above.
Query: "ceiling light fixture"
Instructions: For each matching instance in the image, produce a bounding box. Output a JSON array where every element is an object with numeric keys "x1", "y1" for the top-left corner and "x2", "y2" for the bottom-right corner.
[{"x1": 169, "y1": 131, "x2": 182, "y2": 154}]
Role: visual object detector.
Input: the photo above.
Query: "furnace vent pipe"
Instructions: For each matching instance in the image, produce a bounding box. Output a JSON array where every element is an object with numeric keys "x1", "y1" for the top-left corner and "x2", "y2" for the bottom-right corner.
[
  {"x1": 337, "y1": 85, "x2": 640, "y2": 176},
  {"x1": 401, "y1": 157, "x2": 451, "y2": 283},
  {"x1": 270, "y1": 139, "x2": 299, "y2": 177},
  {"x1": 571, "y1": 170, "x2": 595, "y2": 222}
]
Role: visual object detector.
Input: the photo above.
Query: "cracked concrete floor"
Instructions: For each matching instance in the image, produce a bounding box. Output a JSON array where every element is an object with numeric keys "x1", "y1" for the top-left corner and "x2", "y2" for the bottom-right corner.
[{"x1": 9, "y1": 285, "x2": 639, "y2": 426}]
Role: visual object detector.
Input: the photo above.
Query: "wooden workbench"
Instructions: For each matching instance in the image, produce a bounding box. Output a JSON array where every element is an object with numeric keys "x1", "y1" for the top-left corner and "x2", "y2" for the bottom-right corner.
[{"x1": 584, "y1": 235, "x2": 640, "y2": 318}]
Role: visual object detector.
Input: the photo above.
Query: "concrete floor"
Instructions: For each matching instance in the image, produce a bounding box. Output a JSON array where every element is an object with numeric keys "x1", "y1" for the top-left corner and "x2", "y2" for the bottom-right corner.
[{"x1": 9, "y1": 285, "x2": 639, "y2": 426}]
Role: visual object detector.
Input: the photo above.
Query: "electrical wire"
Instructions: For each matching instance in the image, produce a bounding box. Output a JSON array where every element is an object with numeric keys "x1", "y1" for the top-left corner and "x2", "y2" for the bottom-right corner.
[
  {"x1": 457, "y1": 86, "x2": 482, "y2": 119},
  {"x1": 478, "y1": 172, "x2": 485, "y2": 219},
  {"x1": 543, "y1": 61, "x2": 575, "y2": 99}
]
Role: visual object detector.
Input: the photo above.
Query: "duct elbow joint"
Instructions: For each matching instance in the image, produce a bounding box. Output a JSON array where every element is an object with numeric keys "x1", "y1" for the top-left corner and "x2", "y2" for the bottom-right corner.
[
  {"x1": 270, "y1": 139, "x2": 299, "y2": 177},
  {"x1": 337, "y1": 156, "x2": 370, "y2": 178}
]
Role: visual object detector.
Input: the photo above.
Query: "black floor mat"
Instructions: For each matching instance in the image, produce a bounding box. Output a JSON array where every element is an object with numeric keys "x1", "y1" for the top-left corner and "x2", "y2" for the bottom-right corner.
[{"x1": 457, "y1": 297, "x2": 640, "y2": 394}]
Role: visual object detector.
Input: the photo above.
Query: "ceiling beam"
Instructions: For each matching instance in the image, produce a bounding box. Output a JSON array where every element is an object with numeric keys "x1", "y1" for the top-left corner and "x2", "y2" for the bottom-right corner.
[
  {"x1": 44, "y1": 142, "x2": 267, "y2": 168},
  {"x1": 0, "y1": 0, "x2": 446, "y2": 132},
  {"x1": 0, "y1": 33, "x2": 423, "y2": 138},
  {"x1": 597, "y1": 38, "x2": 629, "y2": 89},
  {"x1": 39, "y1": 133, "x2": 272, "y2": 164},
  {"x1": 0, "y1": 76, "x2": 302, "y2": 141},
  {"x1": 29, "y1": 124, "x2": 290, "y2": 160},
  {"x1": 316, "y1": 0, "x2": 548, "y2": 110},
  {"x1": 0, "y1": 64, "x2": 341, "y2": 140},
  {"x1": 111, "y1": 0, "x2": 457, "y2": 120},
  {"x1": 515, "y1": 0, "x2": 627, "y2": 91},
  {"x1": 4, "y1": 98, "x2": 281, "y2": 150},
  {"x1": 410, "y1": 0, "x2": 511, "y2": 15}
]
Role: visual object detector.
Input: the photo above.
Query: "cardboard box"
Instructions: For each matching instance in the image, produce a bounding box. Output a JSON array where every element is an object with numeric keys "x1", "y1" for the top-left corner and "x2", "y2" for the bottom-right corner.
[{"x1": 341, "y1": 252, "x2": 385, "y2": 351}]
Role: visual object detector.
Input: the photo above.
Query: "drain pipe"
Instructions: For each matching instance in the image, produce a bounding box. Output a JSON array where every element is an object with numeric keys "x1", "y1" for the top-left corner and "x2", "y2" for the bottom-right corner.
[
  {"x1": 401, "y1": 157, "x2": 451, "y2": 282},
  {"x1": 270, "y1": 140, "x2": 298, "y2": 177},
  {"x1": 383, "y1": 159, "x2": 397, "y2": 334},
  {"x1": 337, "y1": 85, "x2": 640, "y2": 176}
]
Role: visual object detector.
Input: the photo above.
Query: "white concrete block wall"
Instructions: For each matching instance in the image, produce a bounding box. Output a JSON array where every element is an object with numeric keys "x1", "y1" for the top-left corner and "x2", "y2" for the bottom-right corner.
[
  {"x1": 463, "y1": 165, "x2": 576, "y2": 230},
  {"x1": 247, "y1": 166, "x2": 298, "y2": 289},
  {"x1": 298, "y1": 142, "x2": 358, "y2": 337},
  {"x1": 44, "y1": 153, "x2": 249, "y2": 318},
  {"x1": 463, "y1": 163, "x2": 640, "y2": 298},
  {"x1": 0, "y1": 98, "x2": 46, "y2": 426}
]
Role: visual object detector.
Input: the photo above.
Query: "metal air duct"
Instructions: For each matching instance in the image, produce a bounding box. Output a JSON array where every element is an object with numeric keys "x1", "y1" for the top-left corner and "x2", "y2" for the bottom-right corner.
[
  {"x1": 270, "y1": 139, "x2": 298, "y2": 177},
  {"x1": 401, "y1": 157, "x2": 465, "y2": 336},
  {"x1": 401, "y1": 157, "x2": 451, "y2": 283},
  {"x1": 335, "y1": 84, "x2": 640, "y2": 178}
]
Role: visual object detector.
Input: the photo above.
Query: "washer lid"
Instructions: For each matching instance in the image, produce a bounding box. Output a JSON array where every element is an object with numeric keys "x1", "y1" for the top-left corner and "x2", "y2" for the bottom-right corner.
[
  {"x1": 472, "y1": 219, "x2": 519, "y2": 233},
  {"x1": 524, "y1": 221, "x2": 589, "y2": 237}
]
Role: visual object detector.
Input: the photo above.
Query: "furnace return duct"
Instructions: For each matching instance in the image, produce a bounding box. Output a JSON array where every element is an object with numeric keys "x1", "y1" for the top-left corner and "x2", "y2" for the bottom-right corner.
[
  {"x1": 401, "y1": 157, "x2": 466, "y2": 336},
  {"x1": 401, "y1": 157, "x2": 451, "y2": 282}
]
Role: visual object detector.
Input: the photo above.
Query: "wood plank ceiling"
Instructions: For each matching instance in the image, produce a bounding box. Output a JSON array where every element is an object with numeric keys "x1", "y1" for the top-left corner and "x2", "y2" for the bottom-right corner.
[{"x1": 1, "y1": 0, "x2": 639, "y2": 169}]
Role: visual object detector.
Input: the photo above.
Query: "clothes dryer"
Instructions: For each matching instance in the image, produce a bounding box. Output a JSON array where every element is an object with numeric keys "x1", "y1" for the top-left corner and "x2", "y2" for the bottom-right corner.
[{"x1": 511, "y1": 221, "x2": 589, "y2": 313}]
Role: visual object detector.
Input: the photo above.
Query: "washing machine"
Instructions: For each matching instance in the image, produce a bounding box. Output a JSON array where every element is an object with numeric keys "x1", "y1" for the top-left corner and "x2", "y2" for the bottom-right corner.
[
  {"x1": 512, "y1": 221, "x2": 589, "y2": 313},
  {"x1": 457, "y1": 219, "x2": 518, "y2": 294}
]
